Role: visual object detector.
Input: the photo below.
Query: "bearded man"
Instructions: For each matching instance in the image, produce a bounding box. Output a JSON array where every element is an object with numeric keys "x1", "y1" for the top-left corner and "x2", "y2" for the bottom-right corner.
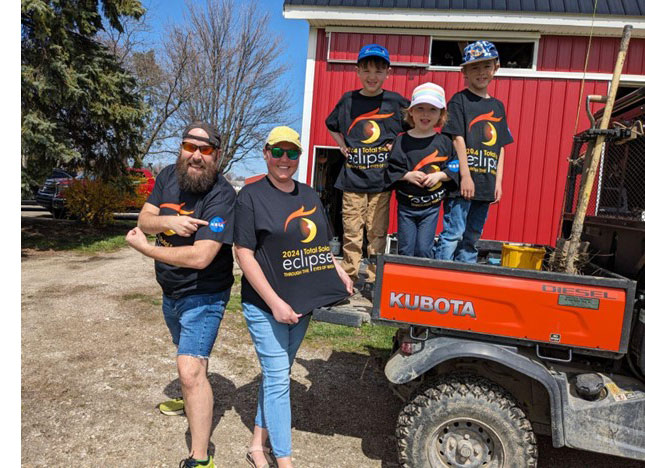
[{"x1": 126, "y1": 121, "x2": 235, "y2": 468}]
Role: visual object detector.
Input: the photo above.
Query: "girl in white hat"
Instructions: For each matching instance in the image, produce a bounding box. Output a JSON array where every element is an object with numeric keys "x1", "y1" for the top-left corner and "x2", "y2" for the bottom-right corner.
[{"x1": 386, "y1": 82, "x2": 460, "y2": 258}]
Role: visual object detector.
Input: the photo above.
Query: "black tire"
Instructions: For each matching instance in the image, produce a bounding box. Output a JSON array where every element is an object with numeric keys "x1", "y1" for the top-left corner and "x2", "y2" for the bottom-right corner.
[
  {"x1": 396, "y1": 374, "x2": 537, "y2": 468},
  {"x1": 51, "y1": 208, "x2": 67, "y2": 219}
]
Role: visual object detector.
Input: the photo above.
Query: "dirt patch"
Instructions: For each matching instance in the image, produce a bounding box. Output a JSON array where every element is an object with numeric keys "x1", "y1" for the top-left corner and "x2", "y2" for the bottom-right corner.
[
  {"x1": 22, "y1": 247, "x2": 401, "y2": 467},
  {"x1": 22, "y1": 246, "x2": 643, "y2": 467}
]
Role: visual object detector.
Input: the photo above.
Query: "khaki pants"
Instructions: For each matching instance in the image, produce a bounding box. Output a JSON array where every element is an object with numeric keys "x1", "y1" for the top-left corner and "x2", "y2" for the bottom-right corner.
[{"x1": 340, "y1": 191, "x2": 391, "y2": 283}]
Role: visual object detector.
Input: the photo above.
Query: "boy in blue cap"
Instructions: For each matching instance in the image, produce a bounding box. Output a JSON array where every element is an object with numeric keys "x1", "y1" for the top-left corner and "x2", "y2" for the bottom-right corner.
[
  {"x1": 434, "y1": 40, "x2": 514, "y2": 263},
  {"x1": 326, "y1": 44, "x2": 409, "y2": 299}
]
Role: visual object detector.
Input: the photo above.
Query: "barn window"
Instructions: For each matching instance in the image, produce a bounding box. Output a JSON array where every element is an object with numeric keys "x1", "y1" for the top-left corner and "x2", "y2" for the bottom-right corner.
[{"x1": 431, "y1": 40, "x2": 536, "y2": 69}]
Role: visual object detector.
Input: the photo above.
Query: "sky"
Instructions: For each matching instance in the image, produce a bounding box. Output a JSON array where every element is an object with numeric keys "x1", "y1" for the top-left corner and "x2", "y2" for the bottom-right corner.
[{"x1": 142, "y1": 0, "x2": 310, "y2": 177}]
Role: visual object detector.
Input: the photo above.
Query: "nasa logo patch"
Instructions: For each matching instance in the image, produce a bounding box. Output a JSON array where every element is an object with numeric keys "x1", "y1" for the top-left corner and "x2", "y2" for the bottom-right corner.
[
  {"x1": 448, "y1": 160, "x2": 460, "y2": 173},
  {"x1": 209, "y1": 216, "x2": 226, "y2": 233}
]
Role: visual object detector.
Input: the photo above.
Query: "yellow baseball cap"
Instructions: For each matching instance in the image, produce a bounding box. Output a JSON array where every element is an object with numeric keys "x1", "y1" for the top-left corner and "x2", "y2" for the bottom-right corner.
[{"x1": 266, "y1": 126, "x2": 302, "y2": 150}]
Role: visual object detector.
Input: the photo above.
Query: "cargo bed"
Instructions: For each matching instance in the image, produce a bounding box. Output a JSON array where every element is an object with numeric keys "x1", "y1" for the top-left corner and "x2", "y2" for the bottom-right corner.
[
  {"x1": 375, "y1": 254, "x2": 637, "y2": 357},
  {"x1": 315, "y1": 249, "x2": 637, "y2": 358}
]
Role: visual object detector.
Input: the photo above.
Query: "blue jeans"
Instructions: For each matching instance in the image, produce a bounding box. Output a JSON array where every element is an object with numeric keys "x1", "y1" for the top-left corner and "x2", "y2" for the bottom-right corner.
[
  {"x1": 397, "y1": 202, "x2": 441, "y2": 258},
  {"x1": 243, "y1": 302, "x2": 312, "y2": 458},
  {"x1": 162, "y1": 290, "x2": 230, "y2": 359},
  {"x1": 433, "y1": 198, "x2": 490, "y2": 263}
]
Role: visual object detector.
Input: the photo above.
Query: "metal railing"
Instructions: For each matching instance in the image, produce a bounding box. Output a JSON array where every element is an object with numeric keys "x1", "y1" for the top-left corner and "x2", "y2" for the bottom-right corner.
[{"x1": 564, "y1": 105, "x2": 645, "y2": 222}]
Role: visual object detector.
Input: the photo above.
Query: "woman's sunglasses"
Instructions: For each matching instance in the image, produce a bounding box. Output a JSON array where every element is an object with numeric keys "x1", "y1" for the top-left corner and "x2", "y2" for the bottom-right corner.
[
  {"x1": 269, "y1": 147, "x2": 300, "y2": 160},
  {"x1": 181, "y1": 141, "x2": 216, "y2": 156}
]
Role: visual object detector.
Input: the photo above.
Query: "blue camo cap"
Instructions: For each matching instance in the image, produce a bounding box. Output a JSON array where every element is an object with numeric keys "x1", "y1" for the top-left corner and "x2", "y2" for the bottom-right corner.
[
  {"x1": 358, "y1": 44, "x2": 390, "y2": 64},
  {"x1": 461, "y1": 40, "x2": 499, "y2": 66}
]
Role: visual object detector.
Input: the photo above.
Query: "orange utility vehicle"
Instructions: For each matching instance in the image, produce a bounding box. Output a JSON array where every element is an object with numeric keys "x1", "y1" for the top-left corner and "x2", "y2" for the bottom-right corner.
[
  {"x1": 374, "y1": 251, "x2": 641, "y2": 467},
  {"x1": 315, "y1": 87, "x2": 645, "y2": 467}
]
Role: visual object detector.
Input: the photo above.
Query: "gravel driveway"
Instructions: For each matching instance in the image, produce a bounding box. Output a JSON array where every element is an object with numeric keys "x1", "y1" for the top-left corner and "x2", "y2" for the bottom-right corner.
[{"x1": 21, "y1": 246, "x2": 643, "y2": 467}]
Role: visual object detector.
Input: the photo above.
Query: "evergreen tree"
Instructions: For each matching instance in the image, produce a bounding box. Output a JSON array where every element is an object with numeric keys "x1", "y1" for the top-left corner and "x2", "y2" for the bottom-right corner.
[{"x1": 21, "y1": 0, "x2": 148, "y2": 193}]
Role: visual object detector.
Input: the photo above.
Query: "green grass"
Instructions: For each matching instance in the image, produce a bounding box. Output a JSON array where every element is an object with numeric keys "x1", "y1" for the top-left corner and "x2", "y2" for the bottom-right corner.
[
  {"x1": 227, "y1": 290, "x2": 242, "y2": 312},
  {"x1": 227, "y1": 272, "x2": 394, "y2": 355},
  {"x1": 22, "y1": 218, "x2": 140, "y2": 253},
  {"x1": 305, "y1": 321, "x2": 396, "y2": 355},
  {"x1": 74, "y1": 235, "x2": 130, "y2": 253}
]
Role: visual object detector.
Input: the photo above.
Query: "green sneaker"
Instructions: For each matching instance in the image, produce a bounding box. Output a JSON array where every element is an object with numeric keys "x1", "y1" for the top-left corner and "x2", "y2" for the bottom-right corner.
[
  {"x1": 159, "y1": 397, "x2": 184, "y2": 416},
  {"x1": 179, "y1": 455, "x2": 215, "y2": 468}
]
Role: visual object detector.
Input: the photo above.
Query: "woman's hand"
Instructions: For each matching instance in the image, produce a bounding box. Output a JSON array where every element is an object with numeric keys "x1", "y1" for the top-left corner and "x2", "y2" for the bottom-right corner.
[
  {"x1": 337, "y1": 266, "x2": 354, "y2": 295},
  {"x1": 271, "y1": 298, "x2": 302, "y2": 324},
  {"x1": 332, "y1": 255, "x2": 353, "y2": 295}
]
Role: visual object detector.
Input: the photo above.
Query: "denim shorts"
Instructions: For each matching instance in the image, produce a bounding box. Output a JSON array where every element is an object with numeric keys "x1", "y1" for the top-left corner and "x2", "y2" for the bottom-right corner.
[{"x1": 162, "y1": 290, "x2": 230, "y2": 359}]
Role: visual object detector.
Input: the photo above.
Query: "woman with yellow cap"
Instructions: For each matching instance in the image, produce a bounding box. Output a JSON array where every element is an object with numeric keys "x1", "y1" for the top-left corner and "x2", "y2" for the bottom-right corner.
[{"x1": 234, "y1": 126, "x2": 352, "y2": 468}]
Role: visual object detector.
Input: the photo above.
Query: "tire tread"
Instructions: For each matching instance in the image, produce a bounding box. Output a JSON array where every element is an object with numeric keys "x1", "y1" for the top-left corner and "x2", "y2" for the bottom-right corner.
[{"x1": 396, "y1": 373, "x2": 538, "y2": 468}]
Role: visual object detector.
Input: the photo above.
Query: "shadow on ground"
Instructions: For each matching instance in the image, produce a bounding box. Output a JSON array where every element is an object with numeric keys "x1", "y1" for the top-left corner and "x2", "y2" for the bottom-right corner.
[
  {"x1": 163, "y1": 372, "x2": 237, "y2": 459},
  {"x1": 232, "y1": 348, "x2": 402, "y2": 466}
]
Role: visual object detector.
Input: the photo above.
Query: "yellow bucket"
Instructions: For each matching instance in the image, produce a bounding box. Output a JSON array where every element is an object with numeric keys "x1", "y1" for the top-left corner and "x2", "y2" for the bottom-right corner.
[{"x1": 501, "y1": 243, "x2": 546, "y2": 270}]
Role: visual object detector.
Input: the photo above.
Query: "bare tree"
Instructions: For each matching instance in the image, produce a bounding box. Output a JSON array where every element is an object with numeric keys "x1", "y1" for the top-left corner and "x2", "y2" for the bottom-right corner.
[
  {"x1": 101, "y1": 10, "x2": 152, "y2": 65},
  {"x1": 100, "y1": 11, "x2": 198, "y2": 167},
  {"x1": 134, "y1": 32, "x2": 199, "y2": 163},
  {"x1": 172, "y1": 0, "x2": 293, "y2": 174}
]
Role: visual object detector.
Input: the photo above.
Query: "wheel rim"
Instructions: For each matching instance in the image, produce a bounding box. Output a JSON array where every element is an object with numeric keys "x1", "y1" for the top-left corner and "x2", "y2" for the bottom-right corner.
[{"x1": 428, "y1": 417, "x2": 504, "y2": 468}]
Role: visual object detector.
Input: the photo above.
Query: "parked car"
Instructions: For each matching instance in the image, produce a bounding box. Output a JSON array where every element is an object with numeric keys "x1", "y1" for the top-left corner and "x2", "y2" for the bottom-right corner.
[
  {"x1": 37, "y1": 168, "x2": 155, "y2": 219},
  {"x1": 35, "y1": 168, "x2": 76, "y2": 218},
  {"x1": 122, "y1": 168, "x2": 156, "y2": 209}
]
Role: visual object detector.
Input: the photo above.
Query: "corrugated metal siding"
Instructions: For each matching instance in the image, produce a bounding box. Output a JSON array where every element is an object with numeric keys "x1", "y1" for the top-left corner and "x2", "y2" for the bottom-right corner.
[
  {"x1": 307, "y1": 29, "x2": 643, "y2": 245},
  {"x1": 539, "y1": 36, "x2": 645, "y2": 74},
  {"x1": 486, "y1": 78, "x2": 608, "y2": 245},
  {"x1": 285, "y1": 0, "x2": 645, "y2": 15},
  {"x1": 329, "y1": 32, "x2": 430, "y2": 64}
]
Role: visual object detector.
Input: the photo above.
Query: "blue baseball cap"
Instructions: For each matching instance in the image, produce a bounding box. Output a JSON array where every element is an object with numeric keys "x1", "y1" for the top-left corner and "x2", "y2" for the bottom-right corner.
[
  {"x1": 358, "y1": 44, "x2": 390, "y2": 64},
  {"x1": 461, "y1": 40, "x2": 499, "y2": 66}
]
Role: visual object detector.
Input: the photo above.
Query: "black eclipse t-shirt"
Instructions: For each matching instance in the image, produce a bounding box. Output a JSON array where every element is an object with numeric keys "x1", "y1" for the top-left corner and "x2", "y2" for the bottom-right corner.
[
  {"x1": 326, "y1": 90, "x2": 409, "y2": 193},
  {"x1": 442, "y1": 89, "x2": 513, "y2": 202},
  {"x1": 386, "y1": 133, "x2": 459, "y2": 209},
  {"x1": 146, "y1": 165, "x2": 236, "y2": 299},
  {"x1": 234, "y1": 176, "x2": 349, "y2": 315}
]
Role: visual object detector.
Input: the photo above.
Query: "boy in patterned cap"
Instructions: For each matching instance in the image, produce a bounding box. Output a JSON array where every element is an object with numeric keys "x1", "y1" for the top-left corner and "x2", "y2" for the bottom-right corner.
[{"x1": 434, "y1": 40, "x2": 514, "y2": 263}]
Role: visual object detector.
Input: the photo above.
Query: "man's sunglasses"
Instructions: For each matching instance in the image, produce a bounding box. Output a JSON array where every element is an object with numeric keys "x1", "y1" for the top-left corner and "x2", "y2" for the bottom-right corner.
[
  {"x1": 181, "y1": 141, "x2": 216, "y2": 156},
  {"x1": 269, "y1": 147, "x2": 301, "y2": 160}
]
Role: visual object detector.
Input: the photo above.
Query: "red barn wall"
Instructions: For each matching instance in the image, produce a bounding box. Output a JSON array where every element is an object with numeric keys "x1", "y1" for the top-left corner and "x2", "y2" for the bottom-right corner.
[{"x1": 307, "y1": 29, "x2": 645, "y2": 246}]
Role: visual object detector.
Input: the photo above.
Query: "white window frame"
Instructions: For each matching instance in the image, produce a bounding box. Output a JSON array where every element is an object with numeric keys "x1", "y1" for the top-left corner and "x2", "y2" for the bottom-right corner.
[
  {"x1": 427, "y1": 36, "x2": 539, "y2": 72},
  {"x1": 309, "y1": 145, "x2": 342, "y2": 187},
  {"x1": 295, "y1": 27, "x2": 319, "y2": 185}
]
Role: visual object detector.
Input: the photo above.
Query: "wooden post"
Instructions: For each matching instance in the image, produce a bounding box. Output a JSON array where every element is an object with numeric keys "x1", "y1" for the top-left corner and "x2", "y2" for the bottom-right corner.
[{"x1": 564, "y1": 25, "x2": 632, "y2": 274}]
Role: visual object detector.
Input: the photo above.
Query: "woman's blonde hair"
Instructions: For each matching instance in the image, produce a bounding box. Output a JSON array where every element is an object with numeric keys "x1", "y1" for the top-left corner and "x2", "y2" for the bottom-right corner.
[{"x1": 403, "y1": 106, "x2": 448, "y2": 129}]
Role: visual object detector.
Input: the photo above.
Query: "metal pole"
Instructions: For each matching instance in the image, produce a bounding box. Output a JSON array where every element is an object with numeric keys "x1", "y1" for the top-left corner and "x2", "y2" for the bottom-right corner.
[{"x1": 564, "y1": 24, "x2": 632, "y2": 274}]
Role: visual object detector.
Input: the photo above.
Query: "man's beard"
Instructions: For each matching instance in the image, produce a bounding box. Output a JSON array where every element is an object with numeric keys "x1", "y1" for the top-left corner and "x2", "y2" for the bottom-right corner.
[{"x1": 176, "y1": 154, "x2": 218, "y2": 193}]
